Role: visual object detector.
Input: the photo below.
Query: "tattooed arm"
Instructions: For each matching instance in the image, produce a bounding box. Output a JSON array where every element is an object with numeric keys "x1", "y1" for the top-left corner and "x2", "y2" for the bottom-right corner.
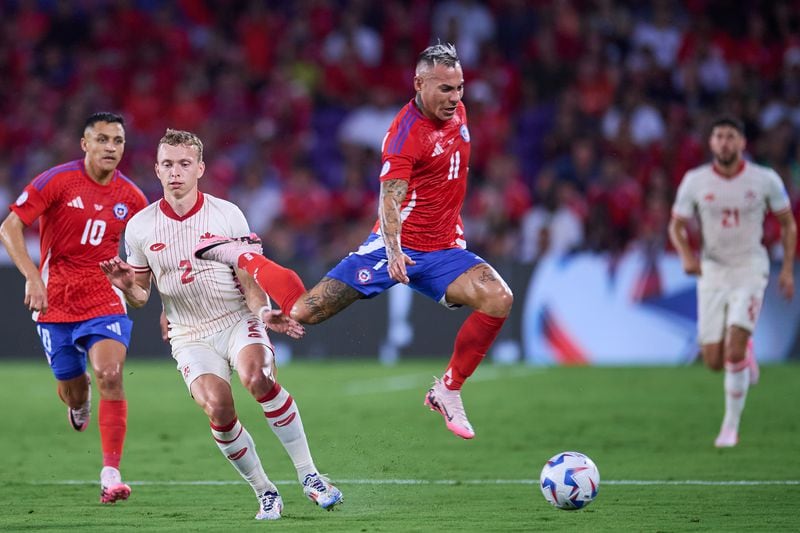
[{"x1": 379, "y1": 178, "x2": 416, "y2": 283}]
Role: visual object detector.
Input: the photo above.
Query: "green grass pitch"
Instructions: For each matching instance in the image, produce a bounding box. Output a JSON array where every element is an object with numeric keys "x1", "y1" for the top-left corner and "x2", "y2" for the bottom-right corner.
[{"x1": 0, "y1": 359, "x2": 798, "y2": 532}]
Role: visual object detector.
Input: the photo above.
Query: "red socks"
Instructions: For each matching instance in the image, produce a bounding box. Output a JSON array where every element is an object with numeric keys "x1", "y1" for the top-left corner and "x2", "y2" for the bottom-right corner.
[
  {"x1": 237, "y1": 254, "x2": 306, "y2": 313},
  {"x1": 99, "y1": 399, "x2": 127, "y2": 469},
  {"x1": 444, "y1": 311, "x2": 507, "y2": 390}
]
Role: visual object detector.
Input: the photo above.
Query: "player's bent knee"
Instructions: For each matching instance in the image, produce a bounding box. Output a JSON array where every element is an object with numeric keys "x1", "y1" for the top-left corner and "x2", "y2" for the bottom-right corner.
[
  {"x1": 94, "y1": 367, "x2": 124, "y2": 392},
  {"x1": 289, "y1": 304, "x2": 311, "y2": 324},
  {"x1": 701, "y1": 345, "x2": 724, "y2": 371},
  {"x1": 240, "y1": 371, "x2": 272, "y2": 396},
  {"x1": 481, "y1": 288, "x2": 514, "y2": 317},
  {"x1": 203, "y1": 402, "x2": 236, "y2": 425}
]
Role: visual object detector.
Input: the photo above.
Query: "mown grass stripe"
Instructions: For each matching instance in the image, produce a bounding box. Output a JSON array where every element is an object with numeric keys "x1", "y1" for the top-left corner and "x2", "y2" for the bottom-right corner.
[{"x1": 22, "y1": 479, "x2": 800, "y2": 486}]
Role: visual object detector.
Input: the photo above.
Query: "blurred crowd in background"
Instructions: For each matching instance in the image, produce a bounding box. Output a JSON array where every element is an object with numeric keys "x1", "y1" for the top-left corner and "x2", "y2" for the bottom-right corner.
[{"x1": 2, "y1": 0, "x2": 800, "y2": 266}]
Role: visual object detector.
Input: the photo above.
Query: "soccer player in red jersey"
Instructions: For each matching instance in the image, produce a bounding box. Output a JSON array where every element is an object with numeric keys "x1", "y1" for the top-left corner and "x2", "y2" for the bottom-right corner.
[
  {"x1": 196, "y1": 43, "x2": 513, "y2": 440},
  {"x1": 0, "y1": 112, "x2": 148, "y2": 502}
]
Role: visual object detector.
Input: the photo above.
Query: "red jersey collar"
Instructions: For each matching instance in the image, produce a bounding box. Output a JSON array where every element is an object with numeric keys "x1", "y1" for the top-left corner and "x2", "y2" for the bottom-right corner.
[
  {"x1": 712, "y1": 160, "x2": 746, "y2": 179},
  {"x1": 159, "y1": 191, "x2": 205, "y2": 221}
]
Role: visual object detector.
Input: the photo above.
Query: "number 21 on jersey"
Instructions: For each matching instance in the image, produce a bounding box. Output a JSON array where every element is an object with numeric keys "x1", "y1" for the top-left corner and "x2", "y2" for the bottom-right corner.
[
  {"x1": 721, "y1": 208, "x2": 740, "y2": 228},
  {"x1": 80, "y1": 218, "x2": 107, "y2": 245}
]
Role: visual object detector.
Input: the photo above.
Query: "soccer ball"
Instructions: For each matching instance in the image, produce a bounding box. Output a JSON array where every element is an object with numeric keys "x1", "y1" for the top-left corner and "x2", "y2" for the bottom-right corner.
[{"x1": 539, "y1": 451, "x2": 600, "y2": 510}]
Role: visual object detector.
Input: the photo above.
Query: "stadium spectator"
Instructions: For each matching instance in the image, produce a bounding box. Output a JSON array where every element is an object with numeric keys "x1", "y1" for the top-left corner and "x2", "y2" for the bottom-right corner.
[
  {"x1": 519, "y1": 172, "x2": 585, "y2": 263},
  {"x1": 99, "y1": 128, "x2": 342, "y2": 520},
  {"x1": 0, "y1": 112, "x2": 148, "y2": 503},
  {"x1": 4, "y1": 2, "x2": 800, "y2": 262},
  {"x1": 668, "y1": 116, "x2": 797, "y2": 448},
  {"x1": 433, "y1": 0, "x2": 496, "y2": 68},
  {"x1": 197, "y1": 43, "x2": 513, "y2": 442}
]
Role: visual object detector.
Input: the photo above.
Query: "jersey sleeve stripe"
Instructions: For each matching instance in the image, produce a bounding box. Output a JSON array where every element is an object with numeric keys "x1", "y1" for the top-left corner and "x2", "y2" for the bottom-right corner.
[
  {"x1": 31, "y1": 161, "x2": 81, "y2": 191},
  {"x1": 387, "y1": 109, "x2": 418, "y2": 155},
  {"x1": 130, "y1": 265, "x2": 151, "y2": 273}
]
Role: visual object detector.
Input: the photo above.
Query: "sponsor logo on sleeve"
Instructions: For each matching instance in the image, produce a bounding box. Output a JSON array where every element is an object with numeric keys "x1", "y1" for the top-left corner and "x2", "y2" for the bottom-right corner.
[{"x1": 15, "y1": 191, "x2": 28, "y2": 206}]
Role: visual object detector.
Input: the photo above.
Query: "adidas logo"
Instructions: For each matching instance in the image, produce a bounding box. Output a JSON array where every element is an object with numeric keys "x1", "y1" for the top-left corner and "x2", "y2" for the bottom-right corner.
[
  {"x1": 431, "y1": 142, "x2": 444, "y2": 157},
  {"x1": 106, "y1": 322, "x2": 122, "y2": 335},
  {"x1": 67, "y1": 196, "x2": 85, "y2": 209}
]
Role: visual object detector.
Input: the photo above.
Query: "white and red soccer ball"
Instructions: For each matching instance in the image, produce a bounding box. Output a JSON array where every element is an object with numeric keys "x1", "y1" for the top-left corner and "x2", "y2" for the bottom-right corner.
[{"x1": 540, "y1": 451, "x2": 600, "y2": 510}]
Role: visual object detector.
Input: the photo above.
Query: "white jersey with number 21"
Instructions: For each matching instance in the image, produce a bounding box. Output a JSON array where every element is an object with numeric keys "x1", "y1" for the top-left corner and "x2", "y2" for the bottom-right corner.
[{"x1": 672, "y1": 161, "x2": 791, "y2": 288}]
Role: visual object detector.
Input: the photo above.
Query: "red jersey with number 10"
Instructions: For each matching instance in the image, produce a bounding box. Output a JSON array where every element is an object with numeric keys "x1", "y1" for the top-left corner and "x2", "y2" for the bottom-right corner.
[
  {"x1": 10, "y1": 159, "x2": 148, "y2": 323},
  {"x1": 372, "y1": 99, "x2": 471, "y2": 251}
]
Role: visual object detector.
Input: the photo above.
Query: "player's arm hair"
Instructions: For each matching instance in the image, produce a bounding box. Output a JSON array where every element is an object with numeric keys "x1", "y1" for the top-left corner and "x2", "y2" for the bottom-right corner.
[
  {"x1": 237, "y1": 268, "x2": 270, "y2": 316},
  {"x1": 777, "y1": 209, "x2": 797, "y2": 272},
  {"x1": 379, "y1": 178, "x2": 409, "y2": 258},
  {"x1": 123, "y1": 271, "x2": 153, "y2": 308},
  {"x1": 0, "y1": 211, "x2": 41, "y2": 283},
  {"x1": 668, "y1": 216, "x2": 693, "y2": 261}
]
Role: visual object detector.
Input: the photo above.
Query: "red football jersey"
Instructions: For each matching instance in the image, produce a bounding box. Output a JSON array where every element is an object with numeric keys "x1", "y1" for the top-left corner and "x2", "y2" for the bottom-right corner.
[
  {"x1": 372, "y1": 99, "x2": 471, "y2": 251},
  {"x1": 10, "y1": 159, "x2": 148, "y2": 322}
]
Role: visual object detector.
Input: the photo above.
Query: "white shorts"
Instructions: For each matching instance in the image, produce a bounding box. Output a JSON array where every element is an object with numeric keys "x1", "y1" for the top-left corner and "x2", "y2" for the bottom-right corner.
[
  {"x1": 697, "y1": 282, "x2": 766, "y2": 344},
  {"x1": 171, "y1": 315, "x2": 274, "y2": 390}
]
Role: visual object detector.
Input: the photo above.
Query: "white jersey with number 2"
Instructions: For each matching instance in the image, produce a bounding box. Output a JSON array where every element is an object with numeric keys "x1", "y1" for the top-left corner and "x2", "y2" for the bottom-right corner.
[
  {"x1": 124, "y1": 192, "x2": 253, "y2": 340},
  {"x1": 672, "y1": 161, "x2": 791, "y2": 288}
]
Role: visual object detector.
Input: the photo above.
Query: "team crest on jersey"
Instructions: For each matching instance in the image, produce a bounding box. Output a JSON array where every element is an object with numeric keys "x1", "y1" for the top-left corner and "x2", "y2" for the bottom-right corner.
[
  {"x1": 460, "y1": 124, "x2": 470, "y2": 142},
  {"x1": 113, "y1": 202, "x2": 129, "y2": 220},
  {"x1": 356, "y1": 268, "x2": 372, "y2": 284},
  {"x1": 15, "y1": 191, "x2": 28, "y2": 206}
]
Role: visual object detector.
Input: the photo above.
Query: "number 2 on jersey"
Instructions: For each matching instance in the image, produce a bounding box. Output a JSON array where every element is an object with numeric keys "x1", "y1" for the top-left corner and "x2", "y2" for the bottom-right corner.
[
  {"x1": 721, "y1": 208, "x2": 740, "y2": 228},
  {"x1": 179, "y1": 260, "x2": 195, "y2": 284},
  {"x1": 80, "y1": 218, "x2": 107, "y2": 245}
]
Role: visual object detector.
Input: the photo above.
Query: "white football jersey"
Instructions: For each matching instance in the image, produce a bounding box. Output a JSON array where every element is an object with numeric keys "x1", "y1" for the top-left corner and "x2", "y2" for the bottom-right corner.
[
  {"x1": 672, "y1": 161, "x2": 791, "y2": 286},
  {"x1": 125, "y1": 192, "x2": 254, "y2": 340}
]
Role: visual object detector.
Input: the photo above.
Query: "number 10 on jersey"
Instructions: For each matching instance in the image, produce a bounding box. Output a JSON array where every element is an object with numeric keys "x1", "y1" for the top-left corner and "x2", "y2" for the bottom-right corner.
[{"x1": 80, "y1": 218, "x2": 107, "y2": 245}]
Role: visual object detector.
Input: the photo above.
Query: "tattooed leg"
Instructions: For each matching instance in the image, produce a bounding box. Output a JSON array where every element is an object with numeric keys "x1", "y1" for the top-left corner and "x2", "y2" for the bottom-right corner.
[{"x1": 291, "y1": 277, "x2": 362, "y2": 325}]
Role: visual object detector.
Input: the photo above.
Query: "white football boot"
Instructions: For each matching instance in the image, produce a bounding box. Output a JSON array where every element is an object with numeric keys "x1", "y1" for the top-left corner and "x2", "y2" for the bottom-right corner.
[{"x1": 302, "y1": 473, "x2": 343, "y2": 510}]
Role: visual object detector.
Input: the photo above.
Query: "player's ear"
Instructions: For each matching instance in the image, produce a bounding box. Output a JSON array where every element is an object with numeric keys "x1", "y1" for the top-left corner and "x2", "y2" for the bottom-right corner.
[
  {"x1": 197, "y1": 160, "x2": 206, "y2": 179},
  {"x1": 80, "y1": 136, "x2": 88, "y2": 152},
  {"x1": 414, "y1": 75, "x2": 424, "y2": 93}
]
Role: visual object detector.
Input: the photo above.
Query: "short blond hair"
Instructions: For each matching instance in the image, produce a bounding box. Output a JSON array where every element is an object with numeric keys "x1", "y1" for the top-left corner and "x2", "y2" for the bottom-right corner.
[{"x1": 159, "y1": 128, "x2": 204, "y2": 162}]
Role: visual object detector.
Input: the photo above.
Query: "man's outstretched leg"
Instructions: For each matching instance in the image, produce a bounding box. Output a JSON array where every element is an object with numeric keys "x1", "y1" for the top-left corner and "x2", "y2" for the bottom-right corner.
[{"x1": 194, "y1": 234, "x2": 306, "y2": 313}]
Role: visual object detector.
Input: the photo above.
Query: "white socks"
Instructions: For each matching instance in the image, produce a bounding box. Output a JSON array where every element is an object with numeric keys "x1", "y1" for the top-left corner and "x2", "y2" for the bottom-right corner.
[
  {"x1": 211, "y1": 418, "x2": 273, "y2": 495},
  {"x1": 259, "y1": 383, "x2": 317, "y2": 481},
  {"x1": 721, "y1": 361, "x2": 750, "y2": 431}
]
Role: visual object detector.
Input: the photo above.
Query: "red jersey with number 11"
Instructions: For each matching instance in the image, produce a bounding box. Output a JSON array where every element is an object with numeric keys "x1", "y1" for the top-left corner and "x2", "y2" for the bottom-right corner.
[
  {"x1": 372, "y1": 99, "x2": 471, "y2": 251},
  {"x1": 10, "y1": 159, "x2": 148, "y2": 323}
]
